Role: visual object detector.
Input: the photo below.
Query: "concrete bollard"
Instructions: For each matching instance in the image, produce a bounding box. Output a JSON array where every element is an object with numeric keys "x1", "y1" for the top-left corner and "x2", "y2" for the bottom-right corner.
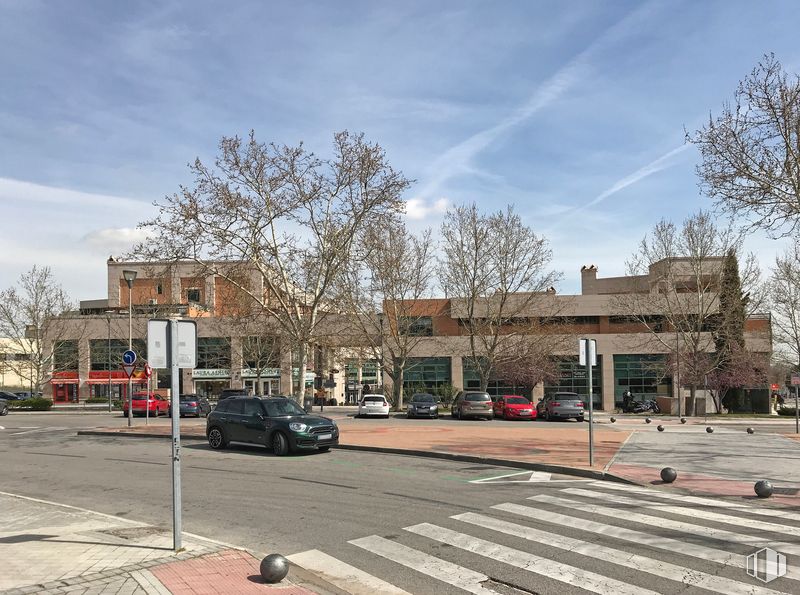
[
  {"x1": 657, "y1": 425, "x2": 664, "y2": 432},
  {"x1": 746, "y1": 427, "x2": 755, "y2": 434},
  {"x1": 706, "y1": 426, "x2": 714, "y2": 433},
  {"x1": 660, "y1": 467, "x2": 677, "y2": 483},
  {"x1": 260, "y1": 554, "x2": 289, "y2": 583},
  {"x1": 680, "y1": 417, "x2": 687, "y2": 424},
  {"x1": 754, "y1": 480, "x2": 773, "y2": 498},
  {"x1": 645, "y1": 417, "x2": 652, "y2": 424},
  {"x1": 610, "y1": 416, "x2": 616, "y2": 423}
]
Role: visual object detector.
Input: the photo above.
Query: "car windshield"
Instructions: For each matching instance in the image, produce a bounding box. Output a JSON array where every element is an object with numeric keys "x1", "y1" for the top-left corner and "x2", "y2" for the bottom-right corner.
[
  {"x1": 465, "y1": 393, "x2": 491, "y2": 402},
  {"x1": 363, "y1": 396, "x2": 385, "y2": 403},
  {"x1": 412, "y1": 394, "x2": 435, "y2": 403},
  {"x1": 264, "y1": 399, "x2": 306, "y2": 417},
  {"x1": 180, "y1": 396, "x2": 198, "y2": 401},
  {"x1": 506, "y1": 397, "x2": 529, "y2": 404},
  {"x1": 132, "y1": 394, "x2": 151, "y2": 400}
]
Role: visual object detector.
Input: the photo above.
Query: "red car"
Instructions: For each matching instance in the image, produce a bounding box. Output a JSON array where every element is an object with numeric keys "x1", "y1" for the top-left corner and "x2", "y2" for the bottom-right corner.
[
  {"x1": 123, "y1": 392, "x2": 171, "y2": 417},
  {"x1": 493, "y1": 395, "x2": 536, "y2": 420}
]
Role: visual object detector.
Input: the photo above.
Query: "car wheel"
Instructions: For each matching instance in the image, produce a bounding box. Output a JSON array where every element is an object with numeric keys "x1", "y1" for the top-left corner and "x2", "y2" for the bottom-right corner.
[
  {"x1": 272, "y1": 431, "x2": 290, "y2": 456},
  {"x1": 434, "y1": 414, "x2": 439, "y2": 419},
  {"x1": 577, "y1": 416, "x2": 585, "y2": 422},
  {"x1": 544, "y1": 411, "x2": 550, "y2": 421},
  {"x1": 207, "y1": 427, "x2": 228, "y2": 450},
  {"x1": 318, "y1": 446, "x2": 330, "y2": 452},
  {"x1": 0, "y1": 404, "x2": 8, "y2": 416},
  {"x1": 456, "y1": 408, "x2": 462, "y2": 420}
]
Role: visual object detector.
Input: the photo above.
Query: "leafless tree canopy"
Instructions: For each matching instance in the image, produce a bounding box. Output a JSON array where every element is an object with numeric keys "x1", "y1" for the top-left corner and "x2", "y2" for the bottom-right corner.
[
  {"x1": 769, "y1": 240, "x2": 800, "y2": 367},
  {"x1": 337, "y1": 218, "x2": 436, "y2": 408},
  {"x1": 134, "y1": 131, "x2": 411, "y2": 399},
  {"x1": 689, "y1": 53, "x2": 800, "y2": 234},
  {"x1": 439, "y1": 204, "x2": 563, "y2": 391},
  {"x1": 0, "y1": 266, "x2": 75, "y2": 393}
]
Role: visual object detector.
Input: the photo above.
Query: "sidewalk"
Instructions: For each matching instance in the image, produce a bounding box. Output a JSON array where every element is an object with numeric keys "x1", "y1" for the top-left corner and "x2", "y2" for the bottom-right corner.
[{"x1": 0, "y1": 492, "x2": 321, "y2": 595}]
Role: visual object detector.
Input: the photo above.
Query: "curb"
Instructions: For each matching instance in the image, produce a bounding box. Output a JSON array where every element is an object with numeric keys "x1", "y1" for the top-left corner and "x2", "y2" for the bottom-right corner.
[{"x1": 76, "y1": 430, "x2": 638, "y2": 485}]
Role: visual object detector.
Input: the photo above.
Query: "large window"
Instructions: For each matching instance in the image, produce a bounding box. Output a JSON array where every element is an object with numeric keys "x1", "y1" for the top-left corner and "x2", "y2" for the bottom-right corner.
[
  {"x1": 198, "y1": 337, "x2": 231, "y2": 369},
  {"x1": 543, "y1": 356, "x2": 602, "y2": 409},
  {"x1": 53, "y1": 340, "x2": 79, "y2": 371},
  {"x1": 613, "y1": 354, "x2": 671, "y2": 407},
  {"x1": 399, "y1": 316, "x2": 433, "y2": 336},
  {"x1": 243, "y1": 336, "x2": 279, "y2": 370},
  {"x1": 403, "y1": 357, "x2": 450, "y2": 392},
  {"x1": 90, "y1": 339, "x2": 146, "y2": 371},
  {"x1": 463, "y1": 358, "x2": 530, "y2": 397}
]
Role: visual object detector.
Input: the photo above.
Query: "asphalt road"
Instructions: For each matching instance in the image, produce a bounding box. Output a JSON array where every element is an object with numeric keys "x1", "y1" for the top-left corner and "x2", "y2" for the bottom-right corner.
[{"x1": 2, "y1": 413, "x2": 799, "y2": 594}]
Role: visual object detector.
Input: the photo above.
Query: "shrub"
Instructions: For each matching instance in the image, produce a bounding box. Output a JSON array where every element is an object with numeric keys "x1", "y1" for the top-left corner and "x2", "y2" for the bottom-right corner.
[
  {"x1": 10, "y1": 397, "x2": 53, "y2": 411},
  {"x1": 435, "y1": 383, "x2": 458, "y2": 407},
  {"x1": 778, "y1": 407, "x2": 798, "y2": 416},
  {"x1": 85, "y1": 397, "x2": 111, "y2": 404}
]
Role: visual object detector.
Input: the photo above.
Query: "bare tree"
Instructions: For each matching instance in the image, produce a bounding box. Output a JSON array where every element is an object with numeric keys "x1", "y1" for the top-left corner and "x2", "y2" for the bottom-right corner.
[
  {"x1": 0, "y1": 266, "x2": 75, "y2": 394},
  {"x1": 134, "y1": 131, "x2": 410, "y2": 400},
  {"x1": 769, "y1": 240, "x2": 800, "y2": 369},
  {"x1": 617, "y1": 211, "x2": 762, "y2": 411},
  {"x1": 689, "y1": 53, "x2": 800, "y2": 234},
  {"x1": 337, "y1": 218, "x2": 436, "y2": 409},
  {"x1": 439, "y1": 204, "x2": 562, "y2": 392}
]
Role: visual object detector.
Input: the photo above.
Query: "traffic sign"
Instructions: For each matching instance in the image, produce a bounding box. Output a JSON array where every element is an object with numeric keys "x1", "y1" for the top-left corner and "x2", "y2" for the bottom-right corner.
[
  {"x1": 122, "y1": 350, "x2": 137, "y2": 366},
  {"x1": 144, "y1": 363, "x2": 152, "y2": 379},
  {"x1": 122, "y1": 364, "x2": 136, "y2": 378},
  {"x1": 791, "y1": 374, "x2": 800, "y2": 386}
]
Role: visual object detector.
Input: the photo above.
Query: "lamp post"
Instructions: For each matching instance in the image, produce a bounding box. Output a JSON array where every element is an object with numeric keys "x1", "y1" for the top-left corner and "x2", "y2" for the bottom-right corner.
[
  {"x1": 122, "y1": 270, "x2": 137, "y2": 427},
  {"x1": 104, "y1": 310, "x2": 114, "y2": 413}
]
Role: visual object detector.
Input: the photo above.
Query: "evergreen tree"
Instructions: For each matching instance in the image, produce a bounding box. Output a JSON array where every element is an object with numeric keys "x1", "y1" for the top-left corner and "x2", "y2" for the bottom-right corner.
[{"x1": 714, "y1": 249, "x2": 749, "y2": 410}]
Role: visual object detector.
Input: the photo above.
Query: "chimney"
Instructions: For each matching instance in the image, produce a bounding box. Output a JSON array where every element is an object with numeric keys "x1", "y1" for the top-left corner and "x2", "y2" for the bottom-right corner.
[{"x1": 581, "y1": 264, "x2": 598, "y2": 295}]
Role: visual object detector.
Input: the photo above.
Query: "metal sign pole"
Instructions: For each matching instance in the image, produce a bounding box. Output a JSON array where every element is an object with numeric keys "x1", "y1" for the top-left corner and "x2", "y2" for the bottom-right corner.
[
  {"x1": 586, "y1": 341, "x2": 594, "y2": 467},
  {"x1": 796, "y1": 385, "x2": 799, "y2": 435},
  {"x1": 169, "y1": 319, "x2": 182, "y2": 552}
]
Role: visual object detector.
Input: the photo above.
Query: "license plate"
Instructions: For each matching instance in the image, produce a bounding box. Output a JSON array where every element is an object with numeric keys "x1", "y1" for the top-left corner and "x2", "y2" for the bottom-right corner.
[{"x1": 317, "y1": 433, "x2": 332, "y2": 440}]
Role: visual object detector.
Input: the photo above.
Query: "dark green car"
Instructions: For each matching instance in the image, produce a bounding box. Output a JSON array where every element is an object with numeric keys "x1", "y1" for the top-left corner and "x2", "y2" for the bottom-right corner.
[{"x1": 206, "y1": 396, "x2": 339, "y2": 456}]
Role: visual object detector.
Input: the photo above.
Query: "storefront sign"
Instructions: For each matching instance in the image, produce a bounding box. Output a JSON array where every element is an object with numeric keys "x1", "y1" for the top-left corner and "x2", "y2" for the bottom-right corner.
[
  {"x1": 241, "y1": 368, "x2": 281, "y2": 378},
  {"x1": 192, "y1": 368, "x2": 231, "y2": 379}
]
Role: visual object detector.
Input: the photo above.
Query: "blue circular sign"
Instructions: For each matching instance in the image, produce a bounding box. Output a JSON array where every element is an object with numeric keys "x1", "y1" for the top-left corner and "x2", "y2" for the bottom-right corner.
[{"x1": 122, "y1": 350, "x2": 137, "y2": 365}]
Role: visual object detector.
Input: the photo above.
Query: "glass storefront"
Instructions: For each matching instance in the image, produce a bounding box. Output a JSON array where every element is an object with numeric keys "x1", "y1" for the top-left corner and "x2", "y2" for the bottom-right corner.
[
  {"x1": 463, "y1": 358, "x2": 531, "y2": 397},
  {"x1": 613, "y1": 354, "x2": 671, "y2": 407},
  {"x1": 403, "y1": 357, "x2": 451, "y2": 393},
  {"x1": 543, "y1": 356, "x2": 602, "y2": 409}
]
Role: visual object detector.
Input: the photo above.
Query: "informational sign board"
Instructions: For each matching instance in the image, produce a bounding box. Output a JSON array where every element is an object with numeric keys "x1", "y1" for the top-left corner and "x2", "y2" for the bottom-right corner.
[
  {"x1": 578, "y1": 339, "x2": 597, "y2": 367},
  {"x1": 792, "y1": 374, "x2": 800, "y2": 386},
  {"x1": 147, "y1": 319, "x2": 197, "y2": 369}
]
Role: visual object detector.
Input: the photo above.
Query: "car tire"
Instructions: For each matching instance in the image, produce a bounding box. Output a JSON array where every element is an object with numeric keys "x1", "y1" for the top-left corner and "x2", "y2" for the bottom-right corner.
[
  {"x1": 207, "y1": 427, "x2": 228, "y2": 450},
  {"x1": 544, "y1": 411, "x2": 550, "y2": 421},
  {"x1": 0, "y1": 404, "x2": 8, "y2": 416},
  {"x1": 456, "y1": 408, "x2": 462, "y2": 420},
  {"x1": 272, "y1": 431, "x2": 290, "y2": 456},
  {"x1": 577, "y1": 416, "x2": 585, "y2": 422},
  {"x1": 434, "y1": 414, "x2": 439, "y2": 419},
  {"x1": 318, "y1": 446, "x2": 330, "y2": 452}
]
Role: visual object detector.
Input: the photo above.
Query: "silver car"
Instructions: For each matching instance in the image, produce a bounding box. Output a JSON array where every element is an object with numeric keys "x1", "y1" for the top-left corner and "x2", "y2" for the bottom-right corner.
[{"x1": 537, "y1": 392, "x2": 585, "y2": 422}]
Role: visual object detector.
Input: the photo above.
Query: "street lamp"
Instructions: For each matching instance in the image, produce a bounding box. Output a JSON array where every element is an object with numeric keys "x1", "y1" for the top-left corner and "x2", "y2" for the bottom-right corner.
[
  {"x1": 104, "y1": 310, "x2": 115, "y2": 413},
  {"x1": 122, "y1": 270, "x2": 137, "y2": 427}
]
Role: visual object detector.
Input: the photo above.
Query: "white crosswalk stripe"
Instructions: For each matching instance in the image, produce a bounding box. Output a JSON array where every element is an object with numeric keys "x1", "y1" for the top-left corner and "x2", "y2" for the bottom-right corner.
[
  {"x1": 454, "y1": 511, "x2": 785, "y2": 595},
  {"x1": 405, "y1": 522, "x2": 660, "y2": 595},
  {"x1": 592, "y1": 481, "x2": 800, "y2": 523},
  {"x1": 563, "y1": 487, "x2": 800, "y2": 538},
  {"x1": 348, "y1": 535, "x2": 497, "y2": 594},
  {"x1": 288, "y1": 482, "x2": 799, "y2": 594}
]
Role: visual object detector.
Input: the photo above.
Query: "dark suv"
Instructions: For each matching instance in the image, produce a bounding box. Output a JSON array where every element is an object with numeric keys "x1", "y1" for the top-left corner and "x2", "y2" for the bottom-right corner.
[
  {"x1": 217, "y1": 388, "x2": 250, "y2": 401},
  {"x1": 206, "y1": 396, "x2": 338, "y2": 456}
]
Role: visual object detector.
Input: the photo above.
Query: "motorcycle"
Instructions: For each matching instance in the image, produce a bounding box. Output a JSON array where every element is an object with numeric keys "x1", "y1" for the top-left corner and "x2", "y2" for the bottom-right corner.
[{"x1": 630, "y1": 399, "x2": 660, "y2": 414}]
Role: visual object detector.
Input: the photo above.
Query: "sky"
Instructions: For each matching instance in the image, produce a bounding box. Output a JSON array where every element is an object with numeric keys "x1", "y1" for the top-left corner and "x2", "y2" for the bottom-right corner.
[{"x1": 1, "y1": 0, "x2": 799, "y2": 302}]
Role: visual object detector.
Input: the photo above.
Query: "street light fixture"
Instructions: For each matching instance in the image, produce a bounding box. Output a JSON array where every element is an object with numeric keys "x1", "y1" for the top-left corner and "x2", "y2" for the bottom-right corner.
[
  {"x1": 104, "y1": 310, "x2": 115, "y2": 413},
  {"x1": 122, "y1": 270, "x2": 137, "y2": 427}
]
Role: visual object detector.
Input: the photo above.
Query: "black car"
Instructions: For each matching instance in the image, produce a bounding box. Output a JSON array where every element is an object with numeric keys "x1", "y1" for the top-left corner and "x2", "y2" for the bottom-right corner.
[
  {"x1": 0, "y1": 398, "x2": 8, "y2": 416},
  {"x1": 406, "y1": 393, "x2": 440, "y2": 418},
  {"x1": 179, "y1": 394, "x2": 212, "y2": 417},
  {"x1": 206, "y1": 396, "x2": 338, "y2": 456},
  {"x1": 0, "y1": 390, "x2": 26, "y2": 402},
  {"x1": 217, "y1": 388, "x2": 250, "y2": 401}
]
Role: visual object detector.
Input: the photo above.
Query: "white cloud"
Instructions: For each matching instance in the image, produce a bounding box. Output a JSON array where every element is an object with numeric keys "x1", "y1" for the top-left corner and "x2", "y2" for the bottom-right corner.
[
  {"x1": 82, "y1": 227, "x2": 154, "y2": 254},
  {"x1": 405, "y1": 197, "x2": 449, "y2": 220}
]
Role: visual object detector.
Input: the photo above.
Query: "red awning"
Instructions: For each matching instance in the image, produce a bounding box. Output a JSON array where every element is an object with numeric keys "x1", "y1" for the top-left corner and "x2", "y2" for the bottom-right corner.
[
  {"x1": 85, "y1": 378, "x2": 142, "y2": 385},
  {"x1": 50, "y1": 378, "x2": 80, "y2": 385}
]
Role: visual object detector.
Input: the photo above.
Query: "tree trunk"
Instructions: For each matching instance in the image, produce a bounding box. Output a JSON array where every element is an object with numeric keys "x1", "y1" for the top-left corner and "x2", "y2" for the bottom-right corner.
[
  {"x1": 395, "y1": 365, "x2": 405, "y2": 410},
  {"x1": 689, "y1": 384, "x2": 696, "y2": 416},
  {"x1": 295, "y1": 342, "x2": 308, "y2": 403}
]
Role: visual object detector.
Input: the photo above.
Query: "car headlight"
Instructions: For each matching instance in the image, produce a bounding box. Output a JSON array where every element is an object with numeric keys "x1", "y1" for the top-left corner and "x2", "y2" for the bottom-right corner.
[{"x1": 289, "y1": 422, "x2": 308, "y2": 432}]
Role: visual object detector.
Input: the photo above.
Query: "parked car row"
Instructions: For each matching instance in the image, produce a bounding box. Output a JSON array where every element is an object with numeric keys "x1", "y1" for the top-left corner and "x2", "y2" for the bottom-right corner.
[{"x1": 354, "y1": 390, "x2": 585, "y2": 422}]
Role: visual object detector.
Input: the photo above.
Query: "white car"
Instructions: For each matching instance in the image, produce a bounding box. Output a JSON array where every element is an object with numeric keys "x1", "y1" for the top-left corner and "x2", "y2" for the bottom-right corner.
[{"x1": 358, "y1": 394, "x2": 390, "y2": 418}]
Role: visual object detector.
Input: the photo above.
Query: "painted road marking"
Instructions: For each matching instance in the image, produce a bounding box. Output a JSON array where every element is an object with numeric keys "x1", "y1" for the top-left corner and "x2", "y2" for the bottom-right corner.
[
  {"x1": 287, "y1": 550, "x2": 411, "y2": 595},
  {"x1": 454, "y1": 512, "x2": 786, "y2": 595},
  {"x1": 528, "y1": 494, "x2": 800, "y2": 575},
  {"x1": 406, "y1": 522, "x2": 659, "y2": 595},
  {"x1": 10, "y1": 427, "x2": 67, "y2": 435},
  {"x1": 348, "y1": 535, "x2": 495, "y2": 594},
  {"x1": 469, "y1": 470, "x2": 593, "y2": 484},
  {"x1": 564, "y1": 487, "x2": 800, "y2": 538},
  {"x1": 592, "y1": 481, "x2": 800, "y2": 522}
]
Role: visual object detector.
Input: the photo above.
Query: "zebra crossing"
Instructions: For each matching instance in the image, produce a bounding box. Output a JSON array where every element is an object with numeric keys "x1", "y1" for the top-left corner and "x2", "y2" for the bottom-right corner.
[{"x1": 288, "y1": 480, "x2": 800, "y2": 594}]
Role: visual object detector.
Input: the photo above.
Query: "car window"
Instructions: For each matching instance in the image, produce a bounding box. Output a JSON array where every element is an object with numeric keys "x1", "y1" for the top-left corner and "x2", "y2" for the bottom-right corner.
[
  {"x1": 465, "y1": 393, "x2": 491, "y2": 402},
  {"x1": 226, "y1": 399, "x2": 245, "y2": 415},
  {"x1": 506, "y1": 397, "x2": 528, "y2": 404},
  {"x1": 264, "y1": 399, "x2": 305, "y2": 417},
  {"x1": 243, "y1": 400, "x2": 263, "y2": 416},
  {"x1": 412, "y1": 394, "x2": 435, "y2": 403},
  {"x1": 363, "y1": 396, "x2": 385, "y2": 403}
]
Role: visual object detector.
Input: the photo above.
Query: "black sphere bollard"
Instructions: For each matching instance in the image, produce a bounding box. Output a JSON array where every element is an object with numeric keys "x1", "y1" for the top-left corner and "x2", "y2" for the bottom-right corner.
[
  {"x1": 706, "y1": 426, "x2": 714, "y2": 433},
  {"x1": 746, "y1": 427, "x2": 755, "y2": 434},
  {"x1": 680, "y1": 417, "x2": 687, "y2": 424},
  {"x1": 260, "y1": 554, "x2": 289, "y2": 584},
  {"x1": 754, "y1": 480, "x2": 773, "y2": 498},
  {"x1": 610, "y1": 416, "x2": 616, "y2": 423},
  {"x1": 660, "y1": 467, "x2": 677, "y2": 483},
  {"x1": 645, "y1": 417, "x2": 652, "y2": 424},
  {"x1": 657, "y1": 425, "x2": 665, "y2": 432}
]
